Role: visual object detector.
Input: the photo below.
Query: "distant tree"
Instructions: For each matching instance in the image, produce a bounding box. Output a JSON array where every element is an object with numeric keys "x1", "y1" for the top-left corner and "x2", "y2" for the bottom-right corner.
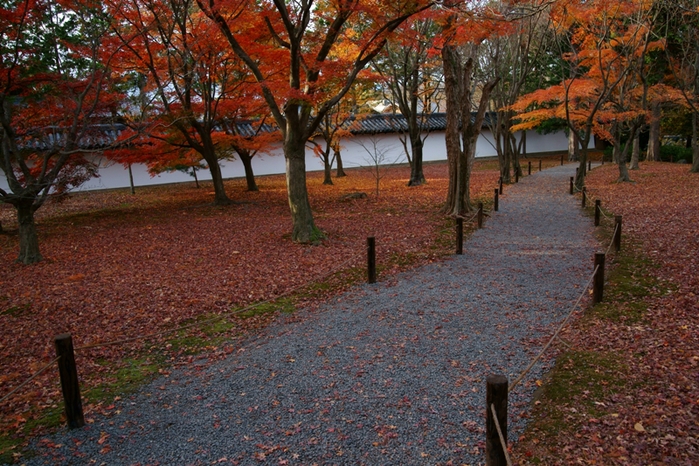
[
  {"x1": 312, "y1": 109, "x2": 353, "y2": 185},
  {"x1": 660, "y1": 0, "x2": 699, "y2": 172},
  {"x1": 107, "y1": 0, "x2": 271, "y2": 204},
  {"x1": 357, "y1": 135, "x2": 399, "y2": 198},
  {"x1": 373, "y1": 16, "x2": 442, "y2": 186},
  {"x1": 482, "y1": 1, "x2": 553, "y2": 183},
  {"x1": 511, "y1": 0, "x2": 664, "y2": 187},
  {"x1": 0, "y1": 0, "x2": 121, "y2": 263}
]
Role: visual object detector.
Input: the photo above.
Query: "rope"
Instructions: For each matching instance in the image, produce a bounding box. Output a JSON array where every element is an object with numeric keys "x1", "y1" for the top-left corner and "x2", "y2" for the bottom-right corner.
[
  {"x1": 76, "y1": 254, "x2": 361, "y2": 351},
  {"x1": 490, "y1": 403, "x2": 514, "y2": 466},
  {"x1": 0, "y1": 356, "x2": 61, "y2": 405},
  {"x1": 598, "y1": 206, "x2": 613, "y2": 220},
  {"x1": 605, "y1": 223, "x2": 619, "y2": 257},
  {"x1": 509, "y1": 265, "x2": 599, "y2": 394}
]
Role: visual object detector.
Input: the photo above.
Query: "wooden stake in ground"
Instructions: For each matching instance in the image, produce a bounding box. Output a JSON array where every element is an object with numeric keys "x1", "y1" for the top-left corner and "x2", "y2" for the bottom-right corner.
[{"x1": 54, "y1": 334, "x2": 84, "y2": 429}]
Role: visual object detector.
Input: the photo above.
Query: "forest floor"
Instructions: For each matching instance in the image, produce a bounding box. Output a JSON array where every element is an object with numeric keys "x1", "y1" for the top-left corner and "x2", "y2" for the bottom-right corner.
[
  {"x1": 1, "y1": 156, "x2": 696, "y2": 464},
  {"x1": 1, "y1": 158, "x2": 511, "y2": 462}
]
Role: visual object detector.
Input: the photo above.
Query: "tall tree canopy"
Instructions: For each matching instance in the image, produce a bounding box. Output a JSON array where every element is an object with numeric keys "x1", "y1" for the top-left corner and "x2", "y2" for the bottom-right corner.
[
  {"x1": 511, "y1": 0, "x2": 667, "y2": 187},
  {"x1": 106, "y1": 0, "x2": 273, "y2": 204},
  {"x1": 196, "y1": 0, "x2": 433, "y2": 242},
  {"x1": 0, "y1": 0, "x2": 121, "y2": 263}
]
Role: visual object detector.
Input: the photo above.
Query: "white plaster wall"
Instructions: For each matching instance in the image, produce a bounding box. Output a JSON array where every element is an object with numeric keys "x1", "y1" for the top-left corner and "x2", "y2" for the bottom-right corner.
[{"x1": 0, "y1": 129, "x2": 576, "y2": 193}]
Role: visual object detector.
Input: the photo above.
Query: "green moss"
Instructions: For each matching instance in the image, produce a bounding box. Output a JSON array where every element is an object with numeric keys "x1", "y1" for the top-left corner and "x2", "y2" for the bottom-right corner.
[
  {"x1": 589, "y1": 252, "x2": 663, "y2": 322},
  {"x1": 83, "y1": 357, "x2": 161, "y2": 402},
  {"x1": 1, "y1": 303, "x2": 30, "y2": 317},
  {"x1": 309, "y1": 226, "x2": 326, "y2": 245},
  {"x1": 532, "y1": 350, "x2": 627, "y2": 436},
  {"x1": 235, "y1": 298, "x2": 295, "y2": 319}
]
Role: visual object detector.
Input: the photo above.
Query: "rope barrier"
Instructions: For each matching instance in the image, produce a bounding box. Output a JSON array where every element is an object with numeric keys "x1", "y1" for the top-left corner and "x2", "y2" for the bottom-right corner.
[
  {"x1": 0, "y1": 356, "x2": 61, "y2": 405},
  {"x1": 509, "y1": 264, "x2": 599, "y2": 394},
  {"x1": 490, "y1": 403, "x2": 514, "y2": 466},
  {"x1": 605, "y1": 223, "x2": 619, "y2": 257},
  {"x1": 76, "y1": 254, "x2": 361, "y2": 351}
]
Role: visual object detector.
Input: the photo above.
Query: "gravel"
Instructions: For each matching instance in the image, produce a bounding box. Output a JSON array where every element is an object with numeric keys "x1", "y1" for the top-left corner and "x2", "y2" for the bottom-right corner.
[{"x1": 20, "y1": 164, "x2": 598, "y2": 465}]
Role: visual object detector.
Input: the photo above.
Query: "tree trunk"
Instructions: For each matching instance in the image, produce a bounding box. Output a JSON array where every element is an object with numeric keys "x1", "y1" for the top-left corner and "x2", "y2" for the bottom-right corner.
[
  {"x1": 285, "y1": 139, "x2": 319, "y2": 242},
  {"x1": 498, "y1": 129, "x2": 512, "y2": 184},
  {"x1": 335, "y1": 148, "x2": 346, "y2": 177},
  {"x1": 192, "y1": 167, "x2": 200, "y2": 188},
  {"x1": 128, "y1": 164, "x2": 135, "y2": 195},
  {"x1": 239, "y1": 152, "x2": 258, "y2": 191},
  {"x1": 568, "y1": 131, "x2": 580, "y2": 161},
  {"x1": 201, "y1": 152, "x2": 231, "y2": 205},
  {"x1": 630, "y1": 133, "x2": 640, "y2": 170},
  {"x1": 441, "y1": 44, "x2": 463, "y2": 215},
  {"x1": 615, "y1": 128, "x2": 632, "y2": 182},
  {"x1": 648, "y1": 101, "x2": 661, "y2": 162},
  {"x1": 16, "y1": 201, "x2": 42, "y2": 264},
  {"x1": 510, "y1": 131, "x2": 522, "y2": 177},
  {"x1": 408, "y1": 136, "x2": 425, "y2": 186},
  {"x1": 323, "y1": 151, "x2": 333, "y2": 185},
  {"x1": 692, "y1": 112, "x2": 699, "y2": 173},
  {"x1": 574, "y1": 130, "x2": 591, "y2": 191}
]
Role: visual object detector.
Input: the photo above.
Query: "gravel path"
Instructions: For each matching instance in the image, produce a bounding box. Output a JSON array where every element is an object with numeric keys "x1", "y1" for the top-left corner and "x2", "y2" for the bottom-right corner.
[{"x1": 22, "y1": 164, "x2": 598, "y2": 465}]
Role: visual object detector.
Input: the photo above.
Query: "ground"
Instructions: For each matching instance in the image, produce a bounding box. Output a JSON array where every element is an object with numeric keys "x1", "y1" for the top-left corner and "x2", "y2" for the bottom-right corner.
[
  {"x1": 1, "y1": 157, "x2": 696, "y2": 464},
  {"x1": 511, "y1": 161, "x2": 699, "y2": 465}
]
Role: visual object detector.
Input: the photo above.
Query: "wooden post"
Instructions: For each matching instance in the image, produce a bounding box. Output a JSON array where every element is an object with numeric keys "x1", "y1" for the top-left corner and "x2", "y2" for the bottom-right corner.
[
  {"x1": 539, "y1": 159, "x2": 542, "y2": 172},
  {"x1": 515, "y1": 171, "x2": 519, "y2": 183},
  {"x1": 498, "y1": 177, "x2": 503, "y2": 195},
  {"x1": 367, "y1": 237, "x2": 376, "y2": 283},
  {"x1": 477, "y1": 202, "x2": 484, "y2": 229},
  {"x1": 570, "y1": 177, "x2": 574, "y2": 195},
  {"x1": 528, "y1": 161, "x2": 531, "y2": 175},
  {"x1": 560, "y1": 154, "x2": 564, "y2": 165},
  {"x1": 588, "y1": 159, "x2": 592, "y2": 171},
  {"x1": 582, "y1": 187, "x2": 587, "y2": 208},
  {"x1": 494, "y1": 189, "x2": 499, "y2": 212},
  {"x1": 456, "y1": 218, "x2": 463, "y2": 255},
  {"x1": 486, "y1": 375, "x2": 508, "y2": 466},
  {"x1": 54, "y1": 334, "x2": 85, "y2": 429},
  {"x1": 593, "y1": 253, "x2": 605, "y2": 304},
  {"x1": 614, "y1": 216, "x2": 622, "y2": 252},
  {"x1": 594, "y1": 200, "x2": 601, "y2": 226}
]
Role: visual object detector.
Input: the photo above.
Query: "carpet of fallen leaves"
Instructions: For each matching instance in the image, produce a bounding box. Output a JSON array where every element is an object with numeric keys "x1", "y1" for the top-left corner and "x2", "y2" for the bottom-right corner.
[
  {"x1": 0, "y1": 160, "x2": 511, "y2": 448},
  {"x1": 512, "y1": 162, "x2": 699, "y2": 464}
]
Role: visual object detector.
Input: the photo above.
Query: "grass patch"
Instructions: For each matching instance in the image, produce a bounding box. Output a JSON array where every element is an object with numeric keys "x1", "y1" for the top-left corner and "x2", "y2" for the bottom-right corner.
[
  {"x1": 1, "y1": 303, "x2": 30, "y2": 317},
  {"x1": 0, "y1": 405, "x2": 65, "y2": 463},
  {"x1": 530, "y1": 350, "x2": 627, "y2": 437},
  {"x1": 589, "y1": 251, "x2": 664, "y2": 323},
  {"x1": 235, "y1": 298, "x2": 295, "y2": 320},
  {"x1": 83, "y1": 357, "x2": 162, "y2": 403}
]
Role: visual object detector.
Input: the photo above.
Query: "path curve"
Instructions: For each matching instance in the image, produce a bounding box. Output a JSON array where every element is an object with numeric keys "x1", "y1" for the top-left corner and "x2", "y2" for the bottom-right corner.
[{"x1": 23, "y1": 164, "x2": 598, "y2": 465}]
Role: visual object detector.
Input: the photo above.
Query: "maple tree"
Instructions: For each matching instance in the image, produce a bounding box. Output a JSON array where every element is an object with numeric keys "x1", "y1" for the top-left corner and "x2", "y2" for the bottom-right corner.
[
  {"x1": 439, "y1": 2, "x2": 502, "y2": 216},
  {"x1": 106, "y1": 0, "x2": 273, "y2": 204},
  {"x1": 511, "y1": 0, "x2": 666, "y2": 188},
  {"x1": 482, "y1": 1, "x2": 553, "y2": 183},
  {"x1": 0, "y1": 0, "x2": 122, "y2": 263},
  {"x1": 372, "y1": 15, "x2": 442, "y2": 187},
  {"x1": 195, "y1": 0, "x2": 433, "y2": 242}
]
